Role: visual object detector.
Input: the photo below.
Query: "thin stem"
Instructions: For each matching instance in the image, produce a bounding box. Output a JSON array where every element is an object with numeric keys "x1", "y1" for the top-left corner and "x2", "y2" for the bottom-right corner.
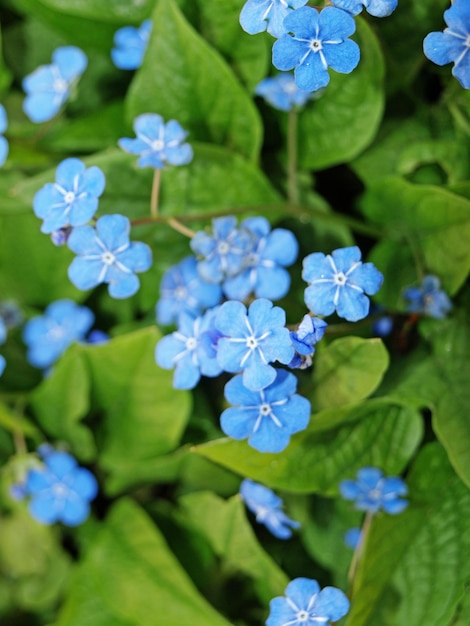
[
  {"x1": 347, "y1": 511, "x2": 374, "y2": 595},
  {"x1": 287, "y1": 108, "x2": 299, "y2": 206},
  {"x1": 150, "y1": 169, "x2": 162, "y2": 218},
  {"x1": 167, "y1": 217, "x2": 195, "y2": 238}
]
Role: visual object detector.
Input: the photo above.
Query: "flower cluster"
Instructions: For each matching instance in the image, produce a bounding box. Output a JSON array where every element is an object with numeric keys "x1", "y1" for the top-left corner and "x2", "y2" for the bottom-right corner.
[{"x1": 340, "y1": 467, "x2": 408, "y2": 514}]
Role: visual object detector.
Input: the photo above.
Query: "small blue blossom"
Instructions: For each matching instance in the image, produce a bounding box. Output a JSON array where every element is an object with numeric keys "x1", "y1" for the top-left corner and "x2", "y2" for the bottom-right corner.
[
  {"x1": 221, "y1": 369, "x2": 310, "y2": 452},
  {"x1": 191, "y1": 216, "x2": 254, "y2": 284},
  {"x1": 403, "y1": 275, "x2": 452, "y2": 319},
  {"x1": 157, "y1": 256, "x2": 222, "y2": 326},
  {"x1": 255, "y1": 72, "x2": 313, "y2": 111},
  {"x1": 155, "y1": 308, "x2": 223, "y2": 390},
  {"x1": 302, "y1": 246, "x2": 383, "y2": 322},
  {"x1": 267, "y1": 578, "x2": 350, "y2": 626},
  {"x1": 344, "y1": 527, "x2": 362, "y2": 549},
  {"x1": 215, "y1": 298, "x2": 294, "y2": 391},
  {"x1": 340, "y1": 467, "x2": 408, "y2": 514},
  {"x1": 330, "y1": 0, "x2": 398, "y2": 18},
  {"x1": 119, "y1": 113, "x2": 193, "y2": 169},
  {"x1": 0, "y1": 355, "x2": 5, "y2": 377},
  {"x1": 51, "y1": 227, "x2": 72, "y2": 246},
  {"x1": 24, "y1": 449, "x2": 98, "y2": 526},
  {"x1": 240, "y1": 0, "x2": 308, "y2": 39},
  {"x1": 86, "y1": 330, "x2": 109, "y2": 345},
  {"x1": 33, "y1": 158, "x2": 105, "y2": 234},
  {"x1": 373, "y1": 314, "x2": 394, "y2": 337},
  {"x1": 0, "y1": 104, "x2": 8, "y2": 167},
  {"x1": 23, "y1": 46, "x2": 87, "y2": 123},
  {"x1": 222, "y1": 217, "x2": 298, "y2": 301},
  {"x1": 290, "y1": 314, "x2": 327, "y2": 356},
  {"x1": 240, "y1": 479, "x2": 300, "y2": 539},
  {"x1": 272, "y1": 6, "x2": 360, "y2": 92},
  {"x1": 23, "y1": 299, "x2": 94, "y2": 369},
  {"x1": 67, "y1": 214, "x2": 152, "y2": 299},
  {"x1": 111, "y1": 19, "x2": 152, "y2": 70},
  {"x1": 424, "y1": 0, "x2": 470, "y2": 89},
  {"x1": 0, "y1": 300, "x2": 23, "y2": 330}
]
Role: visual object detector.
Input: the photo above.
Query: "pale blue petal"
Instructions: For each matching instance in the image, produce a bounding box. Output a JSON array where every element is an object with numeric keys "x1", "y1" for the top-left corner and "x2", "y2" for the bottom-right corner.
[
  {"x1": 240, "y1": 0, "x2": 271, "y2": 35},
  {"x1": 336, "y1": 286, "x2": 370, "y2": 321},
  {"x1": 29, "y1": 493, "x2": 60, "y2": 524},
  {"x1": 68, "y1": 197, "x2": 99, "y2": 227},
  {"x1": 68, "y1": 257, "x2": 103, "y2": 290},
  {"x1": 81, "y1": 165, "x2": 106, "y2": 196},
  {"x1": 331, "y1": 0, "x2": 363, "y2": 15},
  {"x1": 216, "y1": 338, "x2": 248, "y2": 373},
  {"x1": 67, "y1": 225, "x2": 101, "y2": 255},
  {"x1": 340, "y1": 479, "x2": 362, "y2": 499},
  {"x1": 283, "y1": 6, "x2": 319, "y2": 38},
  {"x1": 220, "y1": 406, "x2": 257, "y2": 440},
  {"x1": 243, "y1": 357, "x2": 276, "y2": 391},
  {"x1": 165, "y1": 144, "x2": 193, "y2": 166},
  {"x1": 23, "y1": 93, "x2": 61, "y2": 123},
  {"x1": 112, "y1": 47, "x2": 143, "y2": 70},
  {"x1": 273, "y1": 36, "x2": 307, "y2": 71},
  {"x1": 266, "y1": 597, "x2": 296, "y2": 626},
  {"x1": 302, "y1": 252, "x2": 332, "y2": 282},
  {"x1": 286, "y1": 578, "x2": 321, "y2": 609},
  {"x1": 382, "y1": 498, "x2": 408, "y2": 514},
  {"x1": 357, "y1": 466, "x2": 383, "y2": 487},
  {"x1": 255, "y1": 266, "x2": 290, "y2": 300},
  {"x1": 118, "y1": 137, "x2": 149, "y2": 155},
  {"x1": 165, "y1": 119, "x2": 188, "y2": 143},
  {"x1": 173, "y1": 357, "x2": 201, "y2": 389},
  {"x1": 381, "y1": 476, "x2": 408, "y2": 496},
  {"x1": 365, "y1": 0, "x2": 397, "y2": 17},
  {"x1": 349, "y1": 262, "x2": 383, "y2": 294},
  {"x1": 295, "y1": 55, "x2": 330, "y2": 92},
  {"x1": 319, "y1": 6, "x2": 356, "y2": 40},
  {"x1": 304, "y1": 283, "x2": 337, "y2": 316},
  {"x1": 224, "y1": 374, "x2": 259, "y2": 406},
  {"x1": 424, "y1": 32, "x2": 463, "y2": 66},
  {"x1": 0, "y1": 105, "x2": 7, "y2": 133},
  {"x1": 96, "y1": 214, "x2": 130, "y2": 250},
  {"x1": 323, "y1": 39, "x2": 360, "y2": 74},
  {"x1": 23, "y1": 66, "x2": 55, "y2": 93},
  {"x1": 34, "y1": 184, "x2": 63, "y2": 219},
  {"x1": 215, "y1": 300, "x2": 248, "y2": 336},
  {"x1": 56, "y1": 157, "x2": 85, "y2": 188},
  {"x1": 155, "y1": 334, "x2": 186, "y2": 369},
  {"x1": 262, "y1": 228, "x2": 298, "y2": 265},
  {"x1": 453, "y1": 56, "x2": 470, "y2": 89},
  {"x1": 46, "y1": 451, "x2": 77, "y2": 478},
  {"x1": 118, "y1": 242, "x2": 152, "y2": 272},
  {"x1": 25, "y1": 469, "x2": 52, "y2": 493},
  {"x1": 53, "y1": 46, "x2": 87, "y2": 81},
  {"x1": 61, "y1": 496, "x2": 90, "y2": 526},
  {"x1": 134, "y1": 113, "x2": 164, "y2": 141},
  {"x1": 72, "y1": 468, "x2": 98, "y2": 499},
  {"x1": 313, "y1": 586, "x2": 350, "y2": 622},
  {"x1": 331, "y1": 245, "x2": 361, "y2": 273},
  {"x1": 108, "y1": 272, "x2": 140, "y2": 299}
]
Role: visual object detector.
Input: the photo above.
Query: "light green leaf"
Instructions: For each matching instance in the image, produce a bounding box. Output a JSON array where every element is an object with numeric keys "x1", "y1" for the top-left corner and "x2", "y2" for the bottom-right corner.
[
  {"x1": 298, "y1": 17, "x2": 384, "y2": 170},
  {"x1": 346, "y1": 443, "x2": 470, "y2": 626},
  {"x1": 39, "y1": 0, "x2": 153, "y2": 22},
  {"x1": 179, "y1": 491, "x2": 289, "y2": 603},
  {"x1": 196, "y1": 399, "x2": 423, "y2": 494},
  {"x1": 311, "y1": 337, "x2": 389, "y2": 411},
  {"x1": 52, "y1": 499, "x2": 232, "y2": 626},
  {"x1": 126, "y1": 0, "x2": 262, "y2": 161}
]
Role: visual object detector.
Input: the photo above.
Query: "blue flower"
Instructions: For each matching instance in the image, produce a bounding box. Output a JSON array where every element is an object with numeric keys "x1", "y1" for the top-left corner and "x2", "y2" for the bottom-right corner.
[
  {"x1": 344, "y1": 527, "x2": 362, "y2": 549},
  {"x1": 119, "y1": 113, "x2": 193, "y2": 169},
  {"x1": 240, "y1": 0, "x2": 308, "y2": 39},
  {"x1": 302, "y1": 246, "x2": 383, "y2": 322},
  {"x1": 290, "y1": 314, "x2": 327, "y2": 356},
  {"x1": 330, "y1": 0, "x2": 397, "y2": 18},
  {"x1": 86, "y1": 329, "x2": 109, "y2": 345},
  {"x1": 111, "y1": 19, "x2": 152, "y2": 70},
  {"x1": 340, "y1": 467, "x2": 408, "y2": 514},
  {"x1": 424, "y1": 0, "x2": 470, "y2": 89},
  {"x1": 272, "y1": 6, "x2": 360, "y2": 92},
  {"x1": 23, "y1": 46, "x2": 87, "y2": 123},
  {"x1": 215, "y1": 299, "x2": 294, "y2": 391},
  {"x1": 221, "y1": 369, "x2": 310, "y2": 452},
  {"x1": 155, "y1": 308, "x2": 223, "y2": 390},
  {"x1": 255, "y1": 72, "x2": 313, "y2": 111},
  {"x1": 157, "y1": 256, "x2": 222, "y2": 326},
  {"x1": 222, "y1": 217, "x2": 299, "y2": 301},
  {"x1": 23, "y1": 299, "x2": 94, "y2": 369},
  {"x1": 67, "y1": 214, "x2": 152, "y2": 299},
  {"x1": 403, "y1": 275, "x2": 452, "y2": 319},
  {"x1": 240, "y1": 479, "x2": 300, "y2": 539},
  {"x1": 33, "y1": 158, "x2": 105, "y2": 234},
  {"x1": 372, "y1": 314, "x2": 394, "y2": 337},
  {"x1": 0, "y1": 317, "x2": 6, "y2": 376},
  {"x1": 191, "y1": 216, "x2": 254, "y2": 284},
  {"x1": 267, "y1": 578, "x2": 350, "y2": 626},
  {"x1": 0, "y1": 104, "x2": 8, "y2": 167},
  {"x1": 24, "y1": 449, "x2": 98, "y2": 526}
]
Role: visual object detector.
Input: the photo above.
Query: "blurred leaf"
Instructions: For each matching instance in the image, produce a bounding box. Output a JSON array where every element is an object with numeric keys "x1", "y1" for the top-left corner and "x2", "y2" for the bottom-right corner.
[
  {"x1": 39, "y1": 0, "x2": 154, "y2": 22},
  {"x1": 126, "y1": 0, "x2": 262, "y2": 161},
  {"x1": 0, "y1": 26, "x2": 12, "y2": 93},
  {"x1": 0, "y1": 403, "x2": 40, "y2": 439},
  {"x1": 311, "y1": 337, "x2": 389, "y2": 411},
  {"x1": 196, "y1": 399, "x2": 423, "y2": 494},
  {"x1": 298, "y1": 17, "x2": 384, "y2": 170},
  {"x1": 53, "y1": 499, "x2": 232, "y2": 626},
  {"x1": 179, "y1": 491, "x2": 289, "y2": 603},
  {"x1": 346, "y1": 443, "x2": 470, "y2": 626}
]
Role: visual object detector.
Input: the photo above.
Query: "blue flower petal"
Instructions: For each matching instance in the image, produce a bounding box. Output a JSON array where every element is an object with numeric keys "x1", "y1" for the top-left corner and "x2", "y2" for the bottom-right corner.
[
  {"x1": 323, "y1": 39, "x2": 360, "y2": 74},
  {"x1": 266, "y1": 597, "x2": 296, "y2": 626},
  {"x1": 319, "y1": 6, "x2": 356, "y2": 40},
  {"x1": 52, "y1": 46, "x2": 87, "y2": 82},
  {"x1": 61, "y1": 496, "x2": 90, "y2": 526},
  {"x1": 165, "y1": 144, "x2": 194, "y2": 166},
  {"x1": 221, "y1": 406, "x2": 257, "y2": 440},
  {"x1": 67, "y1": 225, "x2": 101, "y2": 255},
  {"x1": 118, "y1": 242, "x2": 152, "y2": 272},
  {"x1": 240, "y1": 0, "x2": 271, "y2": 35},
  {"x1": 29, "y1": 493, "x2": 60, "y2": 524},
  {"x1": 336, "y1": 286, "x2": 370, "y2": 321},
  {"x1": 96, "y1": 214, "x2": 131, "y2": 251},
  {"x1": 273, "y1": 36, "x2": 307, "y2": 71},
  {"x1": 46, "y1": 451, "x2": 77, "y2": 478},
  {"x1": 0, "y1": 104, "x2": 7, "y2": 133},
  {"x1": 23, "y1": 92, "x2": 61, "y2": 123},
  {"x1": 108, "y1": 272, "x2": 140, "y2": 299},
  {"x1": 68, "y1": 257, "x2": 103, "y2": 290},
  {"x1": 313, "y1": 586, "x2": 350, "y2": 622},
  {"x1": 134, "y1": 113, "x2": 164, "y2": 141},
  {"x1": 285, "y1": 577, "x2": 321, "y2": 609},
  {"x1": 72, "y1": 468, "x2": 98, "y2": 500}
]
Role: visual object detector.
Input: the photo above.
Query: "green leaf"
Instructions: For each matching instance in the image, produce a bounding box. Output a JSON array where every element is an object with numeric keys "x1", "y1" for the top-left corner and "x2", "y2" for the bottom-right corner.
[
  {"x1": 311, "y1": 337, "x2": 389, "y2": 411},
  {"x1": 196, "y1": 399, "x2": 423, "y2": 494},
  {"x1": 39, "y1": 0, "x2": 153, "y2": 22},
  {"x1": 178, "y1": 491, "x2": 289, "y2": 603},
  {"x1": 298, "y1": 17, "x2": 384, "y2": 170},
  {"x1": 30, "y1": 346, "x2": 95, "y2": 460},
  {"x1": 0, "y1": 26, "x2": 12, "y2": 93},
  {"x1": 52, "y1": 499, "x2": 232, "y2": 626},
  {"x1": 82, "y1": 327, "x2": 191, "y2": 494},
  {"x1": 361, "y1": 177, "x2": 470, "y2": 295},
  {"x1": 346, "y1": 443, "x2": 470, "y2": 626},
  {"x1": 126, "y1": 0, "x2": 262, "y2": 161}
]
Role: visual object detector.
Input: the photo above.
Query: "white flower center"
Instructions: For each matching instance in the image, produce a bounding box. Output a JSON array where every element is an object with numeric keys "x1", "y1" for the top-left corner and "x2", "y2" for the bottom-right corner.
[
  {"x1": 186, "y1": 337, "x2": 197, "y2": 350},
  {"x1": 297, "y1": 610, "x2": 309, "y2": 622},
  {"x1": 334, "y1": 271, "x2": 347, "y2": 286},
  {"x1": 217, "y1": 241, "x2": 230, "y2": 255},
  {"x1": 52, "y1": 482, "x2": 68, "y2": 498},
  {"x1": 466, "y1": 34, "x2": 470, "y2": 47},
  {"x1": 310, "y1": 39, "x2": 322, "y2": 52},
  {"x1": 246, "y1": 336, "x2": 258, "y2": 349},
  {"x1": 53, "y1": 77, "x2": 68, "y2": 93},
  {"x1": 174, "y1": 286, "x2": 187, "y2": 300},
  {"x1": 260, "y1": 403, "x2": 271, "y2": 416},
  {"x1": 64, "y1": 191, "x2": 76, "y2": 204},
  {"x1": 102, "y1": 251, "x2": 116, "y2": 266},
  {"x1": 151, "y1": 139, "x2": 164, "y2": 151}
]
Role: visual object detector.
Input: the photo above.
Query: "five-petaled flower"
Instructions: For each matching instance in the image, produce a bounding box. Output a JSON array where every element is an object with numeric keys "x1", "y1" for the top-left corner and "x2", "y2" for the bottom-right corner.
[
  {"x1": 0, "y1": 104, "x2": 8, "y2": 167},
  {"x1": 119, "y1": 113, "x2": 193, "y2": 169},
  {"x1": 240, "y1": 0, "x2": 308, "y2": 39},
  {"x1": 111, "y1": 19, "x2": 152, "y2": 70},
  {"x1": 23, "y1": 46, "x2": 87, "y2": 123},
  {"x1": 255, "y1": 72, "x2": 314, "y2": 111},
  {"x1": 221, "y1": 369, "x2": 310, "y2": 452},
  {"x1": 24, "y1": 449, "x2": 98, "y2": 526},
  {"x1": 215, "y1": 298, "x2": 294, "y2": 391},
  {"x1": 266, "y1": 578, "x2": 350, "y2": 626},
  {"x1": 424, "y1": 0, "x2": 470, "y2": 89},
  {"x1": 403, "y1": 275, "x2": 452, "y2": 319},
  {"x1": 240, "y1": 479, "x2": 301, "y2": 539},
  {"x1": 67, "y1": 214, "x2": 152, "y2": 299},
  {"x1": 33, "y1": 158, "x2": 105, "y2": 234},
  {"x1": 340, "y1": 467, "x2": 408, "y2": 514},
  {"x1": 302, "y1": 246, "x2": 383, "y2": 322},
  {"x1": 156, "y1": 256, "x2": 222, "y2": 326},
  {"x1": 23, "y1": 299, "x2": 94, "y2": 369},
  {"x1": 272, "y1": 6, "x2": 360, "y2": 92},
  {"x1": 330, "y1": 0, "x2": 398, "y2": 18},
  {"x1": 155, "y1": 308, "x2": 223, "y2": 389}
]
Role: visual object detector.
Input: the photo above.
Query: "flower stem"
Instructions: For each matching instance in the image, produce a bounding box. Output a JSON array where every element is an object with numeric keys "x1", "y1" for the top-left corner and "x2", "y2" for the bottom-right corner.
[
  {"x1": 150, "y1": 169, "x2": 162, "y2": 218},
  {"x1": 167, "y1": 217, "x2": 195, "y2": 238},
  {"x1": 287, "y1": 108, "x2": 299, "y2": 206},
  {"x1": 347, "y1": 511, "x2": 374, "y2": 595}
]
